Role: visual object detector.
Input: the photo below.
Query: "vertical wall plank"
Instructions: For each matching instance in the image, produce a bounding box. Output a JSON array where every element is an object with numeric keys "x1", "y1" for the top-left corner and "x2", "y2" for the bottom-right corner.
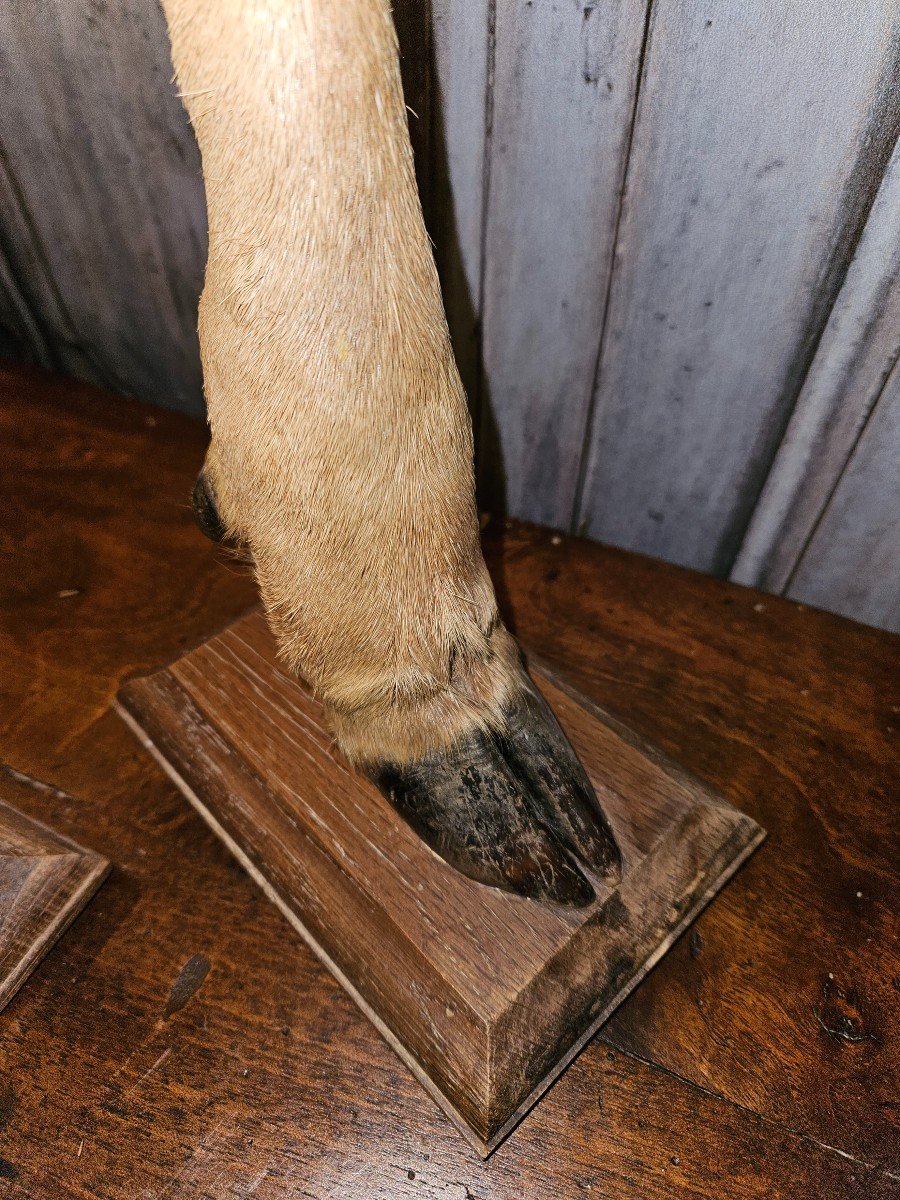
[
  {"x1": 577, "y1": 2, "x2": 900, "y2": 573},
  {"x1": 0, "y1": 0, "x2": 206, "y2": 413},
  {"x1": 732, "y1": 137, "x2": 900, "y2": 593},
  {"x1": 785, "y1": 361, "x2": 900, "y2": 633},
  {"x1": 478, "y1": 0, "x2": 649, "y2": 523},
  {"x1": 429, "y1": 0, "x2": 492, "y2": 408},
  {"x1": 0, "y1": 1, "x2": 898, "y2": 631}
]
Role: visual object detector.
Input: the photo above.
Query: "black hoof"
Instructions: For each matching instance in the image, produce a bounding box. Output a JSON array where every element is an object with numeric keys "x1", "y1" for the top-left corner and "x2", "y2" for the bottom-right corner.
[
  {"x1": 369, "y1": 685, "x2": 621, "y2": 907},
  {"x1": 191, "y1": 471, "x2": 232, "y2": 545}
]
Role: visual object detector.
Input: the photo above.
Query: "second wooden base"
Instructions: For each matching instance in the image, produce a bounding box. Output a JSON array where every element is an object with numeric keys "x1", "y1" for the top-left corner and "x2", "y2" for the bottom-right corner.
[
  {"x1": 117, "y1": 611, "x2": 763, "y2": 1156},
  {"x1": 0, "y1": 772, "x2": 110, "y2": 1013}
]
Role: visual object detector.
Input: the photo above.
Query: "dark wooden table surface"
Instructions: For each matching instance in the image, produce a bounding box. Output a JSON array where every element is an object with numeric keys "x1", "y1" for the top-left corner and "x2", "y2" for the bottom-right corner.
[{"x1": 0, "y1": 361, "x2": 897, "y2": 1199}]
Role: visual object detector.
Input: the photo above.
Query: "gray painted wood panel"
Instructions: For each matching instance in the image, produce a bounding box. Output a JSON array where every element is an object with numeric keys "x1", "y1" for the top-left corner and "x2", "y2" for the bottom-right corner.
[
  {"x1": 0, "y1": 0, "x2": 206, "y2": 412},
  {"x1": 785, "y1": 358, "x2": 900, "y2": 634},
  {"x1": 429, "y1": 0, "x2": 492, "y2": 408},
  {"x1": 732, "y1": 136, "x2": 900, "y2": 594},
  {"x1": 478, "y1": 0, "x2": 648, "y2": 523},
  {"x1": 0, "y1": 1, "x2": 898, "y2": 632},
  {"x1": 576, "y1": 1, "x2": 900, "y2": 573}
]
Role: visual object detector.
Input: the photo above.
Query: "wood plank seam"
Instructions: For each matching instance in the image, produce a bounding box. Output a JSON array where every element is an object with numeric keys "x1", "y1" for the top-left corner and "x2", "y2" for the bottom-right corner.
[
  {"x1": 783, "y1": 353, "x2": 900, "y2": 596},
  {"x1": 570, "y1": 0, "x2": 655, "y2": 535},
  {"x1": 471, "y1": 0, "x2": 496, "y2": 478},
  {"x1": 604, "y1": 1039, "x2": 900, "y2": 1183}
]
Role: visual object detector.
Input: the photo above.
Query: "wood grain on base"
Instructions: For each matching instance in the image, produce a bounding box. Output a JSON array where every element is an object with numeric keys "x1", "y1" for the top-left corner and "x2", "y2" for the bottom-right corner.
[
  {"x1": 0, "y1": 783, "x2": 109, "y2": 1012},
  {"x1": 1, "y1": 363, "x2": 895, "y2": 1193},
  {"x1": 117, "y1": 610, "x2": 763, "y2": 1154}
]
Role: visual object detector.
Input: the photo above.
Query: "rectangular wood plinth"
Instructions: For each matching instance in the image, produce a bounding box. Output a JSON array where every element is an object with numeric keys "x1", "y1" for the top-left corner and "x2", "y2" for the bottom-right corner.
[
  {"x1": 0, "y1": 780, "x2": 110, "y2": 1012},
  {"x1": 116, "y1": 611, "x2": 763, "y2": 1156}
]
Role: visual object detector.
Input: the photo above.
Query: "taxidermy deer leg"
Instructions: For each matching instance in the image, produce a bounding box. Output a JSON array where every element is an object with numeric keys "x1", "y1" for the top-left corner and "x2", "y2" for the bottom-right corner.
[{"x1": 163, "y1": 0, "x2": 620, "y2": 904}]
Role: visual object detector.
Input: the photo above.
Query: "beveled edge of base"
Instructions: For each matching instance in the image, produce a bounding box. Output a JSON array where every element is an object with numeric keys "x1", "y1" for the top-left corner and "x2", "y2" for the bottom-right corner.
[
  {"x1": 482, "y1": 817, "x2": 765, "y2": 1154},
  {"x1": 115, "y1": 694, "x2": 765, "y2": 1158},
  {"x1": 114, "y1": 697, "x2": 494, "y2": 1157},
  {"x1": 0, "y1": 798, "x2": 111, "y2": 1014}
]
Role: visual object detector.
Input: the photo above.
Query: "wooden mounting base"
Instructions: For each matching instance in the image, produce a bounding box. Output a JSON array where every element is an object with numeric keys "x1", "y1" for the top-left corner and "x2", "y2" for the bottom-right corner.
[
  {"x1": 0, "y1": 777, "x2": 110, "y2": 1012},
  {"x1": 116, "y1": 611, "x2": 763, "y2": 1156}
]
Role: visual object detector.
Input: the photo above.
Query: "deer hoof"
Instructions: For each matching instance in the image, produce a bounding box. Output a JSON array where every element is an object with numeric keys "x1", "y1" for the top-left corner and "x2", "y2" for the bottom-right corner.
[{"x1": 368, "y1": 683, "x2": 621, "y2": 907}]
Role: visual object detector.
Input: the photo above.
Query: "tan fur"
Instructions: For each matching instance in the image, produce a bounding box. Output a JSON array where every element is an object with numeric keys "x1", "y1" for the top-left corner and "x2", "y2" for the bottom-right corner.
[{"x1": 162, "y1": 0, "x2": 524, "y2": 764}]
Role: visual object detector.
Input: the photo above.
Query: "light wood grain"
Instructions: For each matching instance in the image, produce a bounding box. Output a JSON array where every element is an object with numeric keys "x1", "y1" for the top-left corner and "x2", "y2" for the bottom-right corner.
[
  {"x1": 576, "y1": 1, "x2": 900, "y2": 573},
  {"x1": 117, "y1": 610, "x2": 762, "y2": 1154},
  {"x1": 0, "y1": 778, "x2": 109, "y2": 1012}
]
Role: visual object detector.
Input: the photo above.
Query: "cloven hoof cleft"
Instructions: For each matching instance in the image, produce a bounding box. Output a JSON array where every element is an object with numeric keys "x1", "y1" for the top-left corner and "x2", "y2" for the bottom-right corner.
[{"x1": 369, "y1": 683, "x2": 622, "y2": 907}]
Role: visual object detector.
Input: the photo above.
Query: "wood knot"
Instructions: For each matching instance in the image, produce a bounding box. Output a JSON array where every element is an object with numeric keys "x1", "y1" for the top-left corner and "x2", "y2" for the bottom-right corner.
[{"x1": 814, "y1": 976, "x2": 878, "y2": 1046}]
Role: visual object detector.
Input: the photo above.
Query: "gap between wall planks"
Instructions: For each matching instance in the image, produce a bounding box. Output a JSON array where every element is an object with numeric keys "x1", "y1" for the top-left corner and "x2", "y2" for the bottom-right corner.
[
  {"x1": 0, "y1": 2, "x2": 898, "y2": 631},
  {"x1": 784, "y1": 355, "x2": 900, "y2": 634},
  {"x1": 732, "y1": 135, "x2": 900, "y2": 632},
  {"x1": 426, "y1": 0, "x2": 491, "y2": 416},
  {"x1": 0, "y1": 0, "x2": 206, "y2": 404},
  {"x1": 573, "y1": 2, "x2": 900, "y2": 574},
  {"x1": 476, "y1": 0, "x2": 649, "y2": 523}
]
